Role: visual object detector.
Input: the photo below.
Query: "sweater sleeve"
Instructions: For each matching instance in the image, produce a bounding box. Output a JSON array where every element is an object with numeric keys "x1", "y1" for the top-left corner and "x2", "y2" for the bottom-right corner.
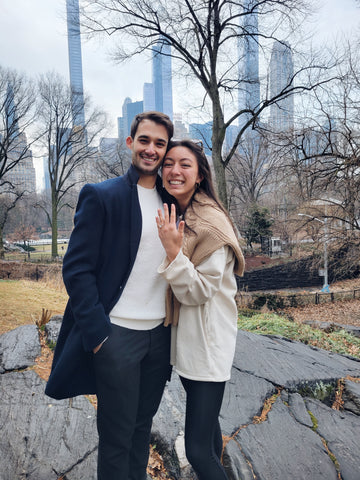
[{"x1": 158, "y1": 246, "x2": 230, "y2": 306}]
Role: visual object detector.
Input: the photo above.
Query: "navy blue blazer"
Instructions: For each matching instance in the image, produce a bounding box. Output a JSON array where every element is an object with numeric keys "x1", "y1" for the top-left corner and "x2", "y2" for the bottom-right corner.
[{"x1": 45, "y1": 165, "x2": 171, "y2": 400}]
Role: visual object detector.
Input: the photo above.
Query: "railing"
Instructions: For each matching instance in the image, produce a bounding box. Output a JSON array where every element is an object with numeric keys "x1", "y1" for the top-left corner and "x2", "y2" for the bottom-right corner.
[
  {"x1": 3, "y1": 253, "x2": 64, "y2": 262},
  {"x1": 237, "y1": 288, "x2": 360, "y2": 309}
]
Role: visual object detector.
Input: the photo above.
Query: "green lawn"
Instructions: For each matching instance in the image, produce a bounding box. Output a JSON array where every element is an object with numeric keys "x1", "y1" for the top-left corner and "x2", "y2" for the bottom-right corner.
[{"x1": 238, "y1": 312, "x2": 360, "y2": 359}]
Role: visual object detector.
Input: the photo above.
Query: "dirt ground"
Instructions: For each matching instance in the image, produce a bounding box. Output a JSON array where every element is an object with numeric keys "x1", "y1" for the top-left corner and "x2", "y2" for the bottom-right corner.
[
  {"x1": 284, "y1": 298, "x2": 360, "y2": 327},
  {"x1": 281, "y1": 277, "x2": 360, "y2": 327}
]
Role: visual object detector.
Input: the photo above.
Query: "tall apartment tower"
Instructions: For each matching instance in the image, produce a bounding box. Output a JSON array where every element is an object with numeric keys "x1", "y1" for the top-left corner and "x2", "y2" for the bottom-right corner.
[
  {"x1": 66, "y1": 0, "x2": 85, "y2": 127},
  {"x1": 143, "y1": 37, "x2": 173, "y2": 120},
  {"x1": 2, "y1": 86, "x2": 36, "y2": 193},
  {"x1": 143, "y1": 82, "x2": 156, "y2": 112},
  {"x1": 4, "y1": 133, "x2": 36, "y2": 193},
  {"x1": 269, "y1": 41, "x2": 294, "y2": 132},
  {"x1": 5, "y1": 85, "x2": 19, "y2": 140},
  {"x1": 238, "y1": 0, "x2": 260, "y2": 131}
]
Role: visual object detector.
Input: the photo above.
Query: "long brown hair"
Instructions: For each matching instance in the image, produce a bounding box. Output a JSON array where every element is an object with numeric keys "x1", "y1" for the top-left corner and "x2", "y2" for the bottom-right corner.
[{"x1": 165, "y1": 139, "x2": 236, "y2": 232}]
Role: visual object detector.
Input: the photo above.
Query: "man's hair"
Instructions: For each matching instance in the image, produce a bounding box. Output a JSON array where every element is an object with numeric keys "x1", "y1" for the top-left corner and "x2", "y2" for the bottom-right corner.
[{"x1": 130, "y1": 111, "x2": 174, "y2": 140}]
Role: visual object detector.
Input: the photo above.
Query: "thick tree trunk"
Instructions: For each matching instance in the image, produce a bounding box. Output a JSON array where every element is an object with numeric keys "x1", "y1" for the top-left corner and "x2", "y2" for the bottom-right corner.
[
  {"x1": 211, "y1": 98, "x2": 228, "y2": 209},
  {"x1": 51, "y1": 189, "x2": 58, "y2": 258},
  {"x1": 0, "y1": 225, "x2": 4, "y2": 259}
]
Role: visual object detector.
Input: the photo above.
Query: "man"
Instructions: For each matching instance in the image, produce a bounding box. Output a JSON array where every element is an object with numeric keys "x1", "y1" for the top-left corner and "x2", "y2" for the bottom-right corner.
[{"x1": 45, "y1": 111, "x2": 174, "y2": 479}]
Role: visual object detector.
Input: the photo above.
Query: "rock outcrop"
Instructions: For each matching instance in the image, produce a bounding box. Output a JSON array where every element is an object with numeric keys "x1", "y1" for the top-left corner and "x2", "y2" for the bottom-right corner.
[
  {"x1": 152, "y1": 331, "x2": 360, "y2": 480},
  {"x1": 0, "y1": 320, "x2": 359, "y2": 480}
]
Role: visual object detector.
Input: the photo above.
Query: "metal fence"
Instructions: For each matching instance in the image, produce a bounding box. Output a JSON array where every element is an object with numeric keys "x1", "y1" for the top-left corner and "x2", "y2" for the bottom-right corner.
[{"x1": 237, "y1": 288, "x2": 360, "y2": 309}]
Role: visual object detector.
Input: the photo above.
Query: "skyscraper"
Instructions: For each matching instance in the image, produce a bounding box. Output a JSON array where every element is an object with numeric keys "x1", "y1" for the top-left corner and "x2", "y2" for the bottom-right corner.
[
  {"x1": 66, "y1": 0, "x2": 85, "y2": 127},
  {"x1": 238, "y1": 0, "x2": 260, "y2": 131},
  {"x1": 144, "y1": 37, "x2": 173, "y2": 120},
  {"x1": 143, "y1": 82, "x2": 155, "y2": 112},
  {"x1": 4, "y1": 132, "x2": 36, "y2": 193},
  {"x1": 5, "y1": 85, "x2": 19, "y2": 140},
  {"x1": 269, "y1": 41, "x2": 294, "y2": 132},
  {"x1": 2, "y1": 86, "x2": 36, "y2": 193},
  {"x1": 117, "y1": 97, "x2": 144, "y2": 141}
]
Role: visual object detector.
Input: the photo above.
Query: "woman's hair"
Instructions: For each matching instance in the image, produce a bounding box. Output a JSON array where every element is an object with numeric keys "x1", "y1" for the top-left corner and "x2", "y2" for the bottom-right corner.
[{"x1": 165, "y1": 139, "x2": 227, "y2": 215}]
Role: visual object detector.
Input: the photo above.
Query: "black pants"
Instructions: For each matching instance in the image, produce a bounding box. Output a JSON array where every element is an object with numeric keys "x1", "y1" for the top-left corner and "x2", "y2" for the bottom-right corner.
[
  {"x1": 93, "y1": 323, "x2": 171, "y2": 480},
  {"x1": 180, "y1": 377, "x2": 228, "y2": 480}
]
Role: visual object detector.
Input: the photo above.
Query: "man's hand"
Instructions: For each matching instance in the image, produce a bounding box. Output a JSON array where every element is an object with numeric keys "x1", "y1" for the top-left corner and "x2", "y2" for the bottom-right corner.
[
  {"x1": 93, "y1": 337, "x2": 108, "y2": 354},
  {"x1": 93, "y1": 343, "x2": 103, "y2": 354}
]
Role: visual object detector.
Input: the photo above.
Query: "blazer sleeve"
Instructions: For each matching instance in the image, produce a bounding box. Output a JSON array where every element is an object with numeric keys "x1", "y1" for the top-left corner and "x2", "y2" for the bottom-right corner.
[
  {"x1": 62, "y1": 184, "x2": 112, "y2": 352},
  {"x1": 158, "y1": 246, "x2": 231, "y2": 306}
]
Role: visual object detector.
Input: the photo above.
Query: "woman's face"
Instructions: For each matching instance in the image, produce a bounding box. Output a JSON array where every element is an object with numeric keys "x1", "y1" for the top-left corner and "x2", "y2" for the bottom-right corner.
[{"x1": 162, "y1": 146, "x2": 203, "y2": 210}]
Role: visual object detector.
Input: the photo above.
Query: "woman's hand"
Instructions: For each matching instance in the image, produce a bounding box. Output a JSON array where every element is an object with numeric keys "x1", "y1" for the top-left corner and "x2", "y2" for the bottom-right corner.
[{"x1": 156, "y1": 203, "x2": 185, "y2": 262}]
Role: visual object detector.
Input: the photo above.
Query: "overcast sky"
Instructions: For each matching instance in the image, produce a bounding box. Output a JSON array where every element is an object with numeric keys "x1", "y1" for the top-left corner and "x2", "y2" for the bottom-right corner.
[{"x1": 1, "y1": 0, "x2": 359, "y2": 140}]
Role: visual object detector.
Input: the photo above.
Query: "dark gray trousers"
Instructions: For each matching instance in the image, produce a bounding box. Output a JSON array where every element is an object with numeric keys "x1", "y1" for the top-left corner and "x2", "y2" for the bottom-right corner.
[{"x1": 93, "y1": 323, "x2": 171, "y2": 480}]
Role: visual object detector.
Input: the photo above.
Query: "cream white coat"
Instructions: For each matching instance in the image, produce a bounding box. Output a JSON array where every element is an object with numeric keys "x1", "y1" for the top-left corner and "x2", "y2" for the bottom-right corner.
[{"x1": 158, "y1": 245, "x2": 238, "y2": 381}]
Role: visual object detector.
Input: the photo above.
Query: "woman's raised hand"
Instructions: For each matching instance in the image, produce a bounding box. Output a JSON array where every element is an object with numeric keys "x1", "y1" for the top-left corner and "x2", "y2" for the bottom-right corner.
[{"x1": 156, "y1": 203, "x2": 185, "y2": 262}]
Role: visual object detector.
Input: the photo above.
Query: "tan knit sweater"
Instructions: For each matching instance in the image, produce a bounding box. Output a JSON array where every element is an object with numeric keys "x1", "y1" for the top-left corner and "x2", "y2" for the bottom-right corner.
[{"x1": 164, "y1": 190, "x2": 245, "y2": 326}]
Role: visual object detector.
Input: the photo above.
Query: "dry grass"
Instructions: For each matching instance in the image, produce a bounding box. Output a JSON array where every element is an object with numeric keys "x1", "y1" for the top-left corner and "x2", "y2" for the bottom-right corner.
[{"x1": 0, "y1": 278, "x2": 68, "y2": 335}]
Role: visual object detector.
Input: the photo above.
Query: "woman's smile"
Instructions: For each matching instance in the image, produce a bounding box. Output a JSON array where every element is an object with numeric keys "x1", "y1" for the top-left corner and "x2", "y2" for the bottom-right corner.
[{"x1": 162, "y1": 146, "x2": 202, "y2": 210}]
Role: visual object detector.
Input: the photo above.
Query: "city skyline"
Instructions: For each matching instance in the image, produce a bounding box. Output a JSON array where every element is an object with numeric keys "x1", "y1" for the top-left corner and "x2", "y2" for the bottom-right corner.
[{"x1": 1, "y1": 0, "x2": 358, "y2": 140}]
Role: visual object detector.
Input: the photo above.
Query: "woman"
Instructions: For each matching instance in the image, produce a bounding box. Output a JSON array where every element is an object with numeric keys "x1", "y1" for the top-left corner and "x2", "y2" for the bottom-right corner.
[{"x1": 156, "y1": 140, "x2": 245, "y2": 480}]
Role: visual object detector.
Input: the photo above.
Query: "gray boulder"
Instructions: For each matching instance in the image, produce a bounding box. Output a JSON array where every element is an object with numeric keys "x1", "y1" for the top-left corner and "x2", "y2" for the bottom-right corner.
[
  {"x1": 0, "y1": 370, "x2": 98, "y2": 480},
  {"x1": 305, "y1": 397, "x2": 360, "y2": 480},
  {"x1": 44, "y1": 315, "x2": 63, "y2": 345},
  {"x1": 0, "y1": 324, "x2": 40, "y2": 373},
  {"x1": 1, "y1": 324, "x2": 360, "y2": 480},
  {"x1": 153, "y1": 331, "x2": 360, "y2": 480},
  {"x1": 232, "y1": 331, "x2": 360, "y2": 390},
  {"x1": 343, "y1": 379, "x2": 360, "y2": 415},
  {"x1": 228, "y1": 397, "x2": 338, "y2": 480}
]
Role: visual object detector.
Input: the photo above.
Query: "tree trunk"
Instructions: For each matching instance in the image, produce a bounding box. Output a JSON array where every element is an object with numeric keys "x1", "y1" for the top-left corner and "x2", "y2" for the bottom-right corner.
[
  {"x1": 0, "y1": 225, "x2": 4, "y2": 259},
  {"x1": 211, "y1": 98, "x2": 228, "y2": 208},
  {"x1": 212, "y1": 141, "x2": 228, "y2": 208},
  {"x1": 51, "y1": 189, "x2": 58, "y2": 258}
]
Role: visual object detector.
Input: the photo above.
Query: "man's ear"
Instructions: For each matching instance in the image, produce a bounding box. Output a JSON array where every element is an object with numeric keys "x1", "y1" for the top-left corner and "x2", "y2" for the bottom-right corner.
[{"x1": 126, "y1": 136, "x2": 133, "y2": 150}]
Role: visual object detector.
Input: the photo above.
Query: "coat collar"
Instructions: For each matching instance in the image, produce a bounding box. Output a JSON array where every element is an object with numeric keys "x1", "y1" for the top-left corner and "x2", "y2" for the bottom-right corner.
[{"x1": 125, "y1": 163, "x2": 164, "y2": 195}]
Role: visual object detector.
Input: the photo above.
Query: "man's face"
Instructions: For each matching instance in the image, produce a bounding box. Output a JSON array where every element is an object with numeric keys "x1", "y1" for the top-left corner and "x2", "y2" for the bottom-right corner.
[{"x1": 126, "y1": 119, "x2": 169, "y2": 179}]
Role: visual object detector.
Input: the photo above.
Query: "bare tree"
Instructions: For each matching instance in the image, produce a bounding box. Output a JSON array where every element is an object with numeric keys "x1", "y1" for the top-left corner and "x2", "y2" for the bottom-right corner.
[
  {"x1": 271, "y1": 43, "x2": 360, "y2": 275},
  {"x1": 81, "y1": 0, "x2": 335, "y2": 208},
  {"x1": 226, "y1": 130, "x2": 275, "y2": 216},
  {"x1": 289, "y1": 46, "x2": 360, "y2": 231},
  {"x1": 94, "y1": 138, "x2": 131, "y2": 181},
  {"x1": 35, "y1": 72, "x2": 108, "y2": 258},
  {"x1": 0, "y1": 67, "x2": 37, "y2": 257},
  {"x1": 7, "y1": 223, "x2": 37, "y2": 259}
]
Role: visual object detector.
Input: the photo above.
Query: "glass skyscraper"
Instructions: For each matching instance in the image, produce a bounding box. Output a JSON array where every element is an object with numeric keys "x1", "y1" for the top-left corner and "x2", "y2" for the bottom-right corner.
[
  {"x1": 143, "y1": 82, "x2": 155, "y2": 112},
  {"x1": 269, "y1": 41, "x2": 294, "y2": 132},
  {"x1": 117, "y1": 36, "x2": 174, "y2": 141},
  {"x1": 238, "y1": 0, "x2": 260, "y2": 131},
  {"x1": 149, "y1": 38, "x2": 173, "y2": 120},
  {"x1": 66, "y1": 0, "x2": 85, "y2": 127}
]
